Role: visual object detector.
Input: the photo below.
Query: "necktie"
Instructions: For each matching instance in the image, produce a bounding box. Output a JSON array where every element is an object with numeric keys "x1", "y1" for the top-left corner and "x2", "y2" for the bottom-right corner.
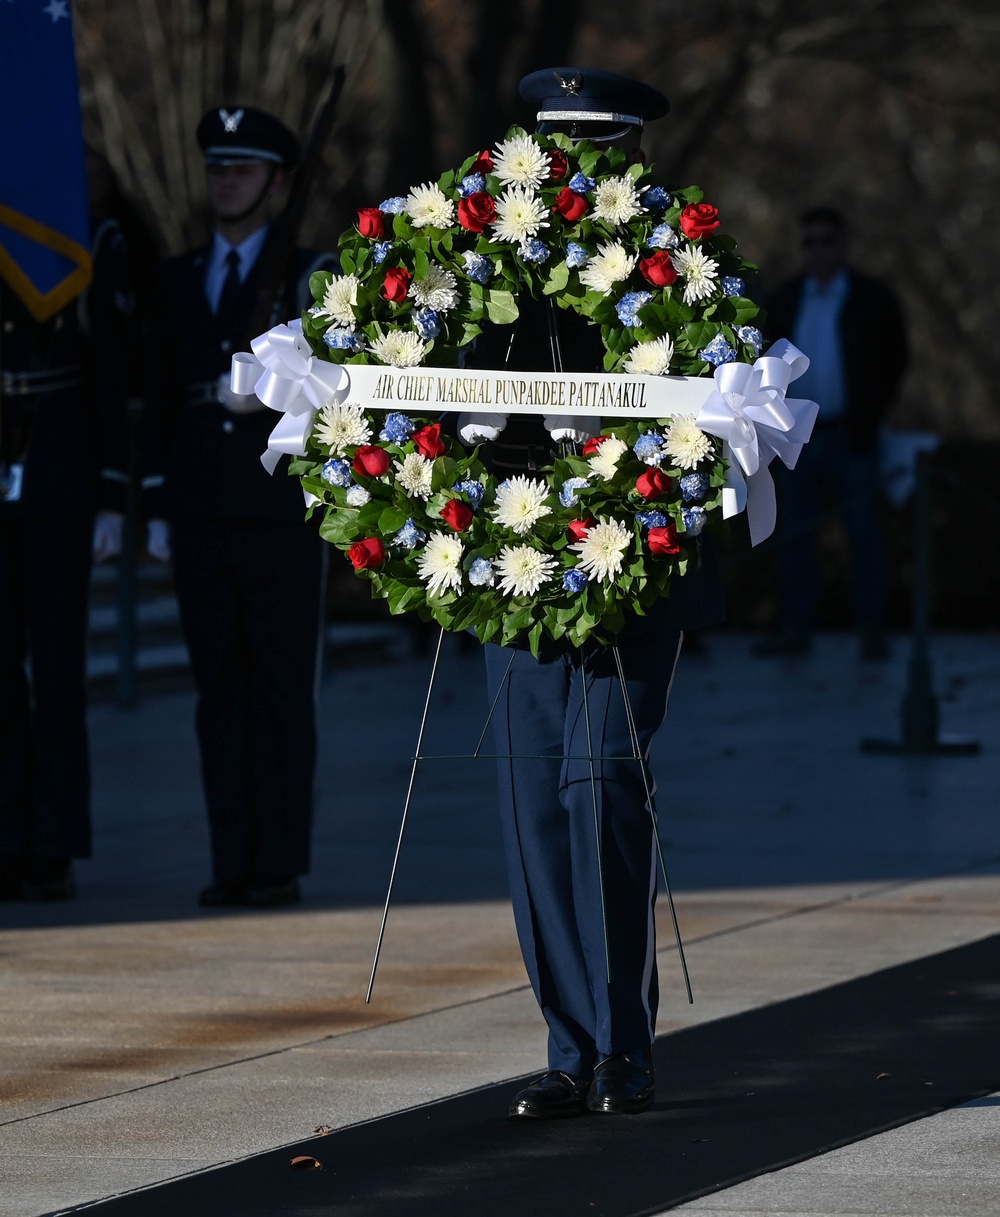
[{"x1": 217, "y1": 248, "x2": 242, "y2": 319}]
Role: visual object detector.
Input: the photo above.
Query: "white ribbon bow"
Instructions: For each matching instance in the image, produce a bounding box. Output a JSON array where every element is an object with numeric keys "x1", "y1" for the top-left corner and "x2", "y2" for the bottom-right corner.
[
  {"x1": 695, "y1": 339, "x2": 819, "y2": 545},
  {"x1": 230, "y1": 320, "x2": 349, "y2": 474}
]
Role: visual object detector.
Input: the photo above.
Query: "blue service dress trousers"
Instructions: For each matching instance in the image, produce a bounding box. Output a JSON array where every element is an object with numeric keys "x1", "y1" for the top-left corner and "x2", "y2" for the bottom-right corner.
[{"x1": 485, "y1": 615, "x2": 683, "y2": 1078}]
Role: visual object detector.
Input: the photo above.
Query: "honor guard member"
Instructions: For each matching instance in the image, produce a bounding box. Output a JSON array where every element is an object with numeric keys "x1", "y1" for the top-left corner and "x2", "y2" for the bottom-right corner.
[
  {"x1": 143, "y1": 106, "x2": 336, "y2": 908},
  {"x1": 1, "y1": 214, "x2": 134, "y2": 901},
  {"x1": 465, "y1": 69, "x2": 725, "y2": 1118}
]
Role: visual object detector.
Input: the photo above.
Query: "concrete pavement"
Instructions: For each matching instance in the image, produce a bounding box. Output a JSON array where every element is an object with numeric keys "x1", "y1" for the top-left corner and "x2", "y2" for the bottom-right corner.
[{"x1": 1, "y1": 627, "x2": 998, "y2": 1216}]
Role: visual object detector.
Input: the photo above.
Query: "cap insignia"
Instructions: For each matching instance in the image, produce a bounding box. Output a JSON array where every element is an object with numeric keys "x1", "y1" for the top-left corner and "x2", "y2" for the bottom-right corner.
[
  {"x1": 554, "y1": 72, "x2": 582, "y2": 96},
  {"x1": 219, "y1": 108, "x2": 245, "y2": 133}
]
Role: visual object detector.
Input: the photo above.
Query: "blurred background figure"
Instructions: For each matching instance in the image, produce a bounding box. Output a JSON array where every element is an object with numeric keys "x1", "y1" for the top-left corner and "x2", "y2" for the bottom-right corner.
[
  {"x1": 1, "y1": 161, "x2": 136, "y2": 902},
  {"x1": 142, "y1": 106, "x2": 337, "y2": 910},
  {"x1": 756, "y1": 206, "x2": 908, "y2": 660}
]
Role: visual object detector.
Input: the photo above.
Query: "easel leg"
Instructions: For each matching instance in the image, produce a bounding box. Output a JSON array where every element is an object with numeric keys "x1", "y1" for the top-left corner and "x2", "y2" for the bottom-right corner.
[
  {"x1": 579, "y1": 649, "x2": 612, "y2": 984},
  {"x1": 366, "y1": 626, "x2": 446, "y2": 1003},
  {"x1": 611, "y1": 640, "x2": 694, "y2": 1004}
]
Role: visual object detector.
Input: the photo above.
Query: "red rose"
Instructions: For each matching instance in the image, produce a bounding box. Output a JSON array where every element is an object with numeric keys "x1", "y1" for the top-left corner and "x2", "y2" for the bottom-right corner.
[
  {"x1": 470, "y1": 150, "x2": 494, "y2": 174},
  {"x1": 412, "y1": 423, "x2": 446, "y2": 459},
  {"x1": 553, "y1": 187, "x2": 589, "y2": 223},
  {"x1": 357, "y1": 207, "x2": 385, "y2": 239},
  {"x1": 636, "y1": 467, "x2": 673, "y2": 499},
  {"x1": 639, "y1": 251, "x2": 679, "y2": 286},
  {"x1": 567, "y1": 518, "x2": 594, "y2": 542},
  {"x1": 381, "y1": 266, "x2": 412, "y2": 303},
  {"x1": 582, "y1": 435, "x2": 609, "y2": 457},
  {"x1": 458, "y1": 192, "x2": 497, "y2": 233},
  {"x1": 347, "y1": 537, "x2": 385, "y2": 570},
  {"x1": 647, "y1": 524, "x2": 681, "y2": 555},
  {"x1": 679, "y1": 203, "x2": 721, "y2": 241},
  {"x1": 352, "y1": 445, "x2": 391, "y2": 477},
  {"x1": 440, "y1": 498, "x2": 474, "y2": 532},
  {"x1": 548, "y1": 150, "x2": 569, "y2": 179}
]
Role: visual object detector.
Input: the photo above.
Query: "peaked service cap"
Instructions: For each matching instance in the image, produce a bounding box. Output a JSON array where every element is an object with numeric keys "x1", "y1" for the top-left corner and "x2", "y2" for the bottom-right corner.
[
  {"x1": 519, "y1": 67, "x2": 669, "y2": 135},
  {"x1": 197, "y1": 106, "x2": 301, "y2": 169}
]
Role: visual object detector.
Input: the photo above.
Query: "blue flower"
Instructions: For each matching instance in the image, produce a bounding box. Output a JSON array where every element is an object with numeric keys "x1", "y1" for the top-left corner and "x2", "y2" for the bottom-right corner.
[
  {"x1": 321, "y1": 459, "x2": 352, "y2": 487},
  {"x1": 413, "y1": 309, "x2": 441, "y2": 340},
  {"x1": 379, "y1": 196, "x2": 407, "y2": 214},
  {"x1": 453, "y1": 480, "x2": 485, "y2": 509},
  {"x1": 379, "y1": 412, "x2": 416, "y2": 444},
  {"x1": 644, "y1": 186, "x2": 672, "y2": 209},
  {"x1": 462, "y1": 252, "x2": 494, "y2": 284},
  {"x1": 682, "y1": 506, "x2": 707, "y2": 536},
  {"x1": 373, "y1": 241, "x2": 392, "y2": 265},
  {"x1": 520, "y1": 239, "x2": 550, "y2": 264},
  {"x1": 699, "y1": 335, "x2": 737, "y2": 366},
  {"x1": 459, "y1": 173, "x2": 487, "y2": 197},
  {"x1": 648, "y1": 223, "x2": 679, "y2": 250},
  {"x1": 568, "y1": 171, "x2": 595, "y2": 194},
  {"x1": 565, "y1": 242, "x2": 590, "y2": 269},
  {"x1": 395, "y1": 518, "x2": 426, "y2": 549},
  {"x1": 721, "y1": 276, "x2": 745, "y2": 297},
  {"x1": 346, "y1": 485, "x2": 371, "y2": 507},
  {"x1": 633, "y1": 432, "x2": 665, "y2": 465},
  {"x1": 468, "y1": 557, "x2": 496, "y2": 587},
  {"x1": 679, "y1": 472, "x2": 710, "y2": 502},
  {"x1": 737, "y1": 325, "x2": 764, "y2": 354},
  {"x1": 562, "y1": 569, "x2": 589, "y2": 593},
  {"x1": 323, "y1": 329, "x2": 364, "y2": 352},
  {"x1": 635, "y1": 510, "x2": 669, "y2": 530},
  {"x1": 616, "y1": 291, "x2": 653, "y2": 328},
  {"x1": 559, "y1": 476, "x2": 589, "y2": 507}
]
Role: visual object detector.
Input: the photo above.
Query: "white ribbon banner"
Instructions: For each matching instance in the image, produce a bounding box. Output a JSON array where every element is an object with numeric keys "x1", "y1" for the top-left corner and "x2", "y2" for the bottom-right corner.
[{"x1": 232, "y1": 322, "x2": 818, "y2": 544}]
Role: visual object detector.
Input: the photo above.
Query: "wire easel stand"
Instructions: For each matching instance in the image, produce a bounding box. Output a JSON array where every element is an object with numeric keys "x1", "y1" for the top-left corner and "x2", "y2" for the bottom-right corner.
[{"x1": 365, "y1": 628, "x2": 694, "y2": 1006}]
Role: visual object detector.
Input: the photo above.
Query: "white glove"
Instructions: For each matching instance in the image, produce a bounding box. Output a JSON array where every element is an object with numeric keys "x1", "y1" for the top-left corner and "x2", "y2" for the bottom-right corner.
[
  {"x1": 92, "y1": 511, "x2": 124, "y2": 562},
  {"x1": 457, "y1": 412, "x2": 508, "y2": 445},
  {"x1": 544, "y1": 415, "x2": 602, "y2": 445},
  {"x1": 147, "y1": 518, "x2": 172, "y2": 562},
  {"x1": 218, "y1": 372, "x2": 265, "y2": 414}
]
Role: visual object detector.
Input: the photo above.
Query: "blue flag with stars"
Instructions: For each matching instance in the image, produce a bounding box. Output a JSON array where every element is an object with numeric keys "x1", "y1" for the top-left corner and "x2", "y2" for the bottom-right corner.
[{"x1": 0, "y1": 0, "x2": 92, "y2": 321}]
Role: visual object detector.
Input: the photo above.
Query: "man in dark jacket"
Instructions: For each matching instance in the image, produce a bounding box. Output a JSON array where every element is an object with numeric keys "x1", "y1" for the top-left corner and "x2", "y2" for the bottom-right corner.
[
  {"x1": 468, "y1": 68, "x2": 724, "y2": 1120},
  {"x1": 144, "y1": 107, "x2": 336, "y2": 908},
  {"x1": 1, "y1": 218, "x2": 134, "y2": 900},
  {"x1": 759, "y1": 206, "x2": 908, "y2": 658}
]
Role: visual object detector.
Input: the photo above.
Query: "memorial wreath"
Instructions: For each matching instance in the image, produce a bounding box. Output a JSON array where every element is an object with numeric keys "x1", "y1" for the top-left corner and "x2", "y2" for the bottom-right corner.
[{"x1": 236, "y1": 128, "x2": 815, "y2": 654}]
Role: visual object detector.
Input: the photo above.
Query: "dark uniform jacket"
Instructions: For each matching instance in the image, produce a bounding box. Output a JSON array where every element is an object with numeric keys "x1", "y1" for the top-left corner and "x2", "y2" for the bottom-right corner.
[
  {"x1": 143, "y1": 234, "x2": 335, "y2": 523},
  {"x1": 1, "y1": 218, "x2": 133, "y2": 518},
  {"x1": 765, "y1": 269, "x2": 908, "y2": 454}
]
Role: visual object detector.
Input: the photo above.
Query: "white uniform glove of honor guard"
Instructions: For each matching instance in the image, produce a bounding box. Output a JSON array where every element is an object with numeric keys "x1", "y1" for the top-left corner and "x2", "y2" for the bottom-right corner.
[
  {"x1": 91, "y1": 511, "x2": 124, "y2": 562},
  {"x1": 456, "y1": 412, "x2": 601, "y2": 447},
  {"x1": 217, "y1": 372, "x2": 265, "y2": 414}
]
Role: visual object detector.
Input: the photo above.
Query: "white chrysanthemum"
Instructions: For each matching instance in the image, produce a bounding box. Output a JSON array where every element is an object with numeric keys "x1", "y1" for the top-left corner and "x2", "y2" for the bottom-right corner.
[
  {"x1": 491, "y1": 475, "x2": 552, "y2": 535},
  {"x1": 623, "y1": 334, "x2": 675, "y2": 376},
  {"x1": 370, "y1": 330, "x2": 427, "y2": 368},
  {"x1": 394, "y1": 451, "x2": 435, "y2": 499},
  {"x1": 409, "y1": 264, "x2": 460, "y2": 312},
  {"x1": 578, "y1": 242, "x2": 637, "y2": 292},
  {"x1": 313, "y1": 401, "x2": 371, "y2": 456},
  {"x1": 664, "y1": 415, "x2": 714, "y2": 468},
  {"x1": 569, "y1": 516, "x2": 632, "y2": 583},
  {"x1": 492, "y1": 185, "x2": 550, "y2": 245},
  {"x1": 415, "y1": 533, "x2": 464, "y2": 596},
  {"x1": 496, "y1": 545, "x2": 558, "y2": 597},
  {"x1": 592, "y1": 175, "x2": 644, "y2": 227},
  {"x1": 492, "y1": 132, "x2": 549, "y2": 187},
  {"x1": 671, "y1": 245, "x2": 719, "y2": 305},
  {"x1": 317, "y1": 273, "x2": 359, "y2": 327},
  {"x1": 587, "y1": 435, "x2": 629, "y2": 481},
  {"x1": 405, "y1": 182, "x2": 456, "y2": 229}
]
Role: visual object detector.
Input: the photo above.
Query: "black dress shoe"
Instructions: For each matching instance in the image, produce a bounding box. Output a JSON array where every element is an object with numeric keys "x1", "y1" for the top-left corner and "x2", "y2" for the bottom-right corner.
[
  {"x1": 198, "y1": 881, "x2": 246, "y2": 908},
  {"x1": 509, "y1": 1070, "x2": 589, "y2": 1119},
  {"x1": 244, "y1": 876, "x2": 301, "y2": 908},
  {"x1": 587, "y1": 1048, "x2": 655, "y2": 1114},
  {"x1": 21, "y1": 858, "x2": 75, "y2": 902}
]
